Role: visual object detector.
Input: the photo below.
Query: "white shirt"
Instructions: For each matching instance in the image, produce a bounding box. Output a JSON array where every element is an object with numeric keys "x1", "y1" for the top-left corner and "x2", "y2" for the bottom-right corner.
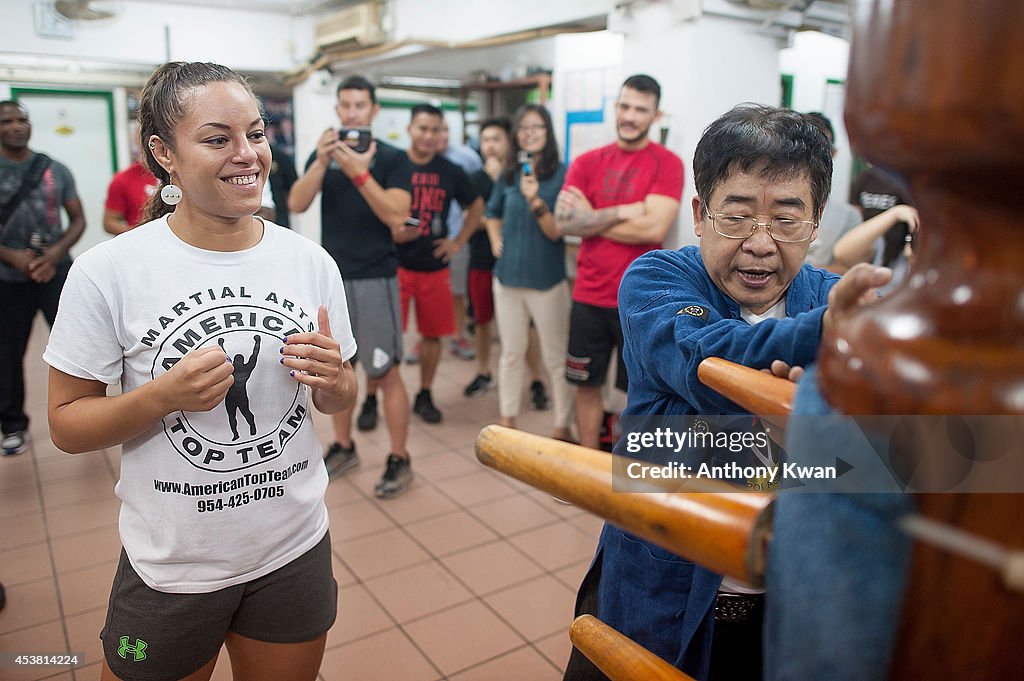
[{"x1": 44, "y1": 217, "x2": 356, "y2": 592}]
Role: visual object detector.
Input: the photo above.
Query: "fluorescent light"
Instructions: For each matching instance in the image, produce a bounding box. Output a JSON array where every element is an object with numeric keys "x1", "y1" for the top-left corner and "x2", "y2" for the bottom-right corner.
[{"x1": 379, "y1": 75, "x2": 463, "y2": 89}]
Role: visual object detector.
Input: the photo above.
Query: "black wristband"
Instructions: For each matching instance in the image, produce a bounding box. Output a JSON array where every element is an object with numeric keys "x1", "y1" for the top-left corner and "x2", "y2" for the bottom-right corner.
[{"x1": 531, "y1": 200, "x2": 549, "y2": 218}]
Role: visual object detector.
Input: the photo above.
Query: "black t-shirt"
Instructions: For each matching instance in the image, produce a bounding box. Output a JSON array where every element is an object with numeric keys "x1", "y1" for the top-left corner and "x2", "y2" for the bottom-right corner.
[
  {"x1": 850, "y1": 166, "x2": 912, "y2": 220},
  {"x1": 468, "y1": 169, "x2": 496, "y2": 271},
  {"x1": 398, "y1": 155, "x2": 480, "y2": 272},
  {"x1": 269, "y1": 144, "x2": 298, "y2": 229},
  {"x1": 308, "y1": 140, "x2": 412, "y2": 279},
  {"x1": 850, "y1": 165, "x2": 914, "y2": 268}
]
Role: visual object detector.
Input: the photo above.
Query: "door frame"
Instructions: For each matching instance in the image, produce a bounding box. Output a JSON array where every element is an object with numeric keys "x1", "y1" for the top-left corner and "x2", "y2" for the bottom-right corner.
[{"x1": 11, "y1": 87, "x2": 118, "y2": 174}]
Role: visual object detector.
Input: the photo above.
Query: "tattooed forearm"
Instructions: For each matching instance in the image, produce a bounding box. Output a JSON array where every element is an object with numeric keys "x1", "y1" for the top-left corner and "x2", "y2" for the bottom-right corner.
[{"x1": 555, "y1": 205, "x2": 622, "y2": 237}]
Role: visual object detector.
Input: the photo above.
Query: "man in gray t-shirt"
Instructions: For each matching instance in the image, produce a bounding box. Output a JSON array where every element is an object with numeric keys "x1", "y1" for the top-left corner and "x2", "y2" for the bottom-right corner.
[{"x1": 0, "y1": 100, "x2": 85, "y2": 455}]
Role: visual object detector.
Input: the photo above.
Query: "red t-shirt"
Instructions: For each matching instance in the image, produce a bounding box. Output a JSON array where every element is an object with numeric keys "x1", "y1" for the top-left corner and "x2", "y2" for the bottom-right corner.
[
  {"x1": 564, "y1": 142, "x2": 684, "y2": 308},
  {"x1": 105, "y1": 162, "x2": 158, "y2": 229}
]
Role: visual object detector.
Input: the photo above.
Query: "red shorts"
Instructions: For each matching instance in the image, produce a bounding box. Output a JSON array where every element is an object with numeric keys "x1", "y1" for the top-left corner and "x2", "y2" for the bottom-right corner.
[
  {"x1": 468, "y1": 268, "x2": 494, "y2": 325},
  {"x1": 398, "y1": 267, "x2": 456, "y2": 338}
]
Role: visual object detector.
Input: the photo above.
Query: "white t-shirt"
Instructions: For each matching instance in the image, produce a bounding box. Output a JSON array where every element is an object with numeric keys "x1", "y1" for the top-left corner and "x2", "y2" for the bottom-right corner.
[
  {"x1": 740, "y1": 298, "x2": 787, "y2": 325},
  {"x1": 806, "y1": 195, "x2": 862, "y2": 267},
  {"x1": 44, "y1": 217, "x2": 356, "y2": 593}
]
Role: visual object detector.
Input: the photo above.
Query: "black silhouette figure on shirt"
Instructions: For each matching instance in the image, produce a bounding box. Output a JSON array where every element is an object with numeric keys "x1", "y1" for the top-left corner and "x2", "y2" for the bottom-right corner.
[{"x1": 218, "y1": 335, "x2": 261, "y2": 441}]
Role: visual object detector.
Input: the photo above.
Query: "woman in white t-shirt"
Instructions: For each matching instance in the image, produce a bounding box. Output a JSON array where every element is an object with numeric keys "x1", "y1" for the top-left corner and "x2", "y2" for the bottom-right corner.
[{"x1": 45, "y1": 62, "x2": 357, "y2": 681}]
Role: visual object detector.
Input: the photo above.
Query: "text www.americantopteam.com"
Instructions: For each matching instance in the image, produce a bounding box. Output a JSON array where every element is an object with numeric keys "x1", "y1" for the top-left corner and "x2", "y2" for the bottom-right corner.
[{"x1": 152, "y1": 459, "x2": 309, "y2": 513}]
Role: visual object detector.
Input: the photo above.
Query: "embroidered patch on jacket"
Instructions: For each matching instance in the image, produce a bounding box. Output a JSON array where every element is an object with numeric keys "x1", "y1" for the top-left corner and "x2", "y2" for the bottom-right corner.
[{"x1": 677, "y1": 305, "x2": 709, "y2": 321}]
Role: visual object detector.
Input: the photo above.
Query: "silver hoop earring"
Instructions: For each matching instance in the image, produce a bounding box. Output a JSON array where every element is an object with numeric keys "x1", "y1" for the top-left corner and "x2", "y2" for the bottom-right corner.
[{"x1": 160, "y1": 184, "x2": 182, "y2": 206}]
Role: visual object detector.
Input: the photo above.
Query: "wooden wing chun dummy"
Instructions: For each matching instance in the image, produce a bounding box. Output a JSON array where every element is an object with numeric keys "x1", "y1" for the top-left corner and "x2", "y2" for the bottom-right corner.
[{"x1": 800, "y1": 1, "x2": 1024, "y2": 680}]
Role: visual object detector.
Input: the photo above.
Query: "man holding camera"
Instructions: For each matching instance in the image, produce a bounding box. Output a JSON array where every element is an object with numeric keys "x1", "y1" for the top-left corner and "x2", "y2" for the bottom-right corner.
[{"x1": 288, "y1": 76, "x2": 418, "y2": 498}]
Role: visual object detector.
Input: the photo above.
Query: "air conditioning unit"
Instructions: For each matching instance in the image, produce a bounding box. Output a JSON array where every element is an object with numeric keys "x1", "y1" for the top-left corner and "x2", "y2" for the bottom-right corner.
[{"x1": 314, "y1": 2, "x2": 386, "y2": 51}]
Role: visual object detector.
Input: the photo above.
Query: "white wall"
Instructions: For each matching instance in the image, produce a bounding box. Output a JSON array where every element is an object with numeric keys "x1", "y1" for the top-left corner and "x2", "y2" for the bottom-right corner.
[
  {"x1": 780, "y1": 30, "x2": 854, "y2": 201},
  {"x1": 551, "y1": 31, "x2": 625, "y2": 163},
  {"x1": 779, "y1": 31, "x2": 849, "y2": 113},
  {"x1": 0, "y1": 1, "x2": 303, "y2": 72},
  {"x1": 617, "y1": 3, "x2": 785, "y2": 248}
]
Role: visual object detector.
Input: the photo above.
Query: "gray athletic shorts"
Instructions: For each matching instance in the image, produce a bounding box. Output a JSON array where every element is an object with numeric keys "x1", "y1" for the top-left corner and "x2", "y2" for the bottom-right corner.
[
  {"x1": 100, "y1": 531, "x2": 336, "y2": 681},
  {"x1": 343, "y1": 276, "x2": 404, "y2": 378},
  {"x1": 449, "y1": 246, "x2": 470, "y2": 296}
]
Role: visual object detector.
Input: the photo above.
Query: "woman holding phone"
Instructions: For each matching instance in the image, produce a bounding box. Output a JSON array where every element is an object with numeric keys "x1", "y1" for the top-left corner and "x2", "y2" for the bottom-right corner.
[{"x1": 486, "y1": 104, "x2": 575, "y2": 441}]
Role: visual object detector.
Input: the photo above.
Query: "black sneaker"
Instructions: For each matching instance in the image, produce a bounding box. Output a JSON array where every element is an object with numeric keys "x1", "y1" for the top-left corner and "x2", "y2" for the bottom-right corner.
[
  {"x1": 323, "y1": 441, "x2": 359, "y2": 479},
  {"x1": 374, "y1": 454, "x2": 413, "y2": 498},
  {"x1": 530, "y1": 381, "x2": 550, "y2": 411},
  {"x1": 464, "y1": 373, "x2": 494, "y2": 398},
  {"x1": 413, "y1": 389, "x2": 442, "y2": 423},
  {"x1": 356, "y1": 395, "x2": 378, "y2": 431}
]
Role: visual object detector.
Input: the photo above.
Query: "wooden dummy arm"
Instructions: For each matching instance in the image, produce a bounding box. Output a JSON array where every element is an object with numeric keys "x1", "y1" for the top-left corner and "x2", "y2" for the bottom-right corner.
[
  {"x1": 570, "y1": 615, "x2": 698, "y2": 681},
  {"x1": 697, "y1": 357, "x2": 796, "y2": 431},
  {"x1": 475, "y1": 426, "x2": 774, "y2": 587}
]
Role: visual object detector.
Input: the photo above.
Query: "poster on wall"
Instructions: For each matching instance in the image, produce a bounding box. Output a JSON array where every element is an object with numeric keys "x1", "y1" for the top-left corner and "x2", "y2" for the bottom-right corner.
[
  {"x1": 373, "y1": 102, "x2": 468, "y2": 152},
  {"x1": 562, "y1": 67, "x2": 620, "y2": 162}
]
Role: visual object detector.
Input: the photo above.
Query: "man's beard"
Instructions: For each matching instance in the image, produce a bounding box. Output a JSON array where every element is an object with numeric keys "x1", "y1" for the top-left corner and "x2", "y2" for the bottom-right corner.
[{"x1": 617, "y1": 123, "x2": 649, "y2": 144}]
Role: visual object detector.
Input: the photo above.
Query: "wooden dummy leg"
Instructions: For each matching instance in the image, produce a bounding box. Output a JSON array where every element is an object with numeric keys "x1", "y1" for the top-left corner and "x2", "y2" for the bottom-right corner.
[
  {"x1": 569, "y1": 615, "x2": 698, "y2": 681},
  {"x1": 475, "y1": 425, "x2": 773, "y2": 587},
  {"x1": 697, "y1": 358, "x2": 796, "y2": 432}
]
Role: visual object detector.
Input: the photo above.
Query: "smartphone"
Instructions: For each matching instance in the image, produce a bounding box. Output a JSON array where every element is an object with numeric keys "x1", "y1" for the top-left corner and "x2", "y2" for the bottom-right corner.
[
  {"x1": 338, "y1": 127, "x2": 372, "y2": 153},
  {"x1": 403, "y1": 217, "x2": 421, "y2": 229},
  {"x1": 517, "y1": 150, "x2": 533, "y2": 176}
]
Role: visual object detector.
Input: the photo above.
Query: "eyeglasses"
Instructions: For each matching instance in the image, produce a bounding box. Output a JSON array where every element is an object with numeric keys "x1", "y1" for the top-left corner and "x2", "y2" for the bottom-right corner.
[
  {"x1": 703, "y1": 208, "x2": 817, "y2": 243},
  {"x1": 517, "y1": 124, "x2": 546, "y2": 133}
]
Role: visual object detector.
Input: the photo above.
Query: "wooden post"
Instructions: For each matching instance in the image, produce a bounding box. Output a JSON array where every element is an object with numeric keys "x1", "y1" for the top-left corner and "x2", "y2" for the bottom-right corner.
[
  {"x1": 820, "y1": 0, "x2": 1024, "y2": 414},
  {"x1": 697, "y1": 358, "x2": 795, "y2": 431},
  {"x1": 569, "y1": 615, "x2": 698, "y2": 681},
  {"x1": 819, "y1": 2, "x2": 1024, "y2": 679},
  {"x1": 475, "y1": 426, "x2": 774, "y2": 587}
]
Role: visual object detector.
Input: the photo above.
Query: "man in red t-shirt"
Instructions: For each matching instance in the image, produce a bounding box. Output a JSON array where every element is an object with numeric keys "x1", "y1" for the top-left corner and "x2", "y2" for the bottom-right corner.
[
  {"x1": 556, "y1": 74, "x2": 684, "y2": 450},
  {"x1": 103, "y1": 159, "x2": 157, "y2": 234}
]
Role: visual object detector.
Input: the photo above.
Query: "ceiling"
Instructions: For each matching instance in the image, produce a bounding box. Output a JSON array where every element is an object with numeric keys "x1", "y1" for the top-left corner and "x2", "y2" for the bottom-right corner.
[
  {"x1": 120, "y1": 0, "x2": 346, "y2": 15},
  {"x1": 22, "y1": 1, "x2": 850, "y2": 93}
]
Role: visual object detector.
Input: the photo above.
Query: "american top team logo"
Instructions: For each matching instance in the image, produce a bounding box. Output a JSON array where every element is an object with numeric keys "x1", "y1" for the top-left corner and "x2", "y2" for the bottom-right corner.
[{"x1": 149, "y1": 297, "x2": 312, "y2": 473}]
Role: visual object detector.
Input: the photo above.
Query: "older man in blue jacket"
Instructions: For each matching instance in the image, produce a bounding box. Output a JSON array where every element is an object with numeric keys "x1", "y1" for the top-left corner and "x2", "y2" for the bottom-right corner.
[{"x1": 564, "y1": 104, "x2": 891, "y2": 681}]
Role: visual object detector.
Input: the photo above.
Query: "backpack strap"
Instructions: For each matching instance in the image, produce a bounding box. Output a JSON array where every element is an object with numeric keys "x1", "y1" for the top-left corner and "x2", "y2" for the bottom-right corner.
[{"x1": 0, "y1": 153, "x2": 53, "y2": 234}]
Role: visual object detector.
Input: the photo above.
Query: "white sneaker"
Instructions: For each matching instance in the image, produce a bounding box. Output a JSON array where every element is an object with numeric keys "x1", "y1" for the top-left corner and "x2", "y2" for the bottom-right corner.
[{"x1": 2, "y1": 431, "x2": 28, "y2": 456}]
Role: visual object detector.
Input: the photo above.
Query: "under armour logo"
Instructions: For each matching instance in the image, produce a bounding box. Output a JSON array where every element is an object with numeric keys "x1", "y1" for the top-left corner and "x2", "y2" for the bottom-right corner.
[{"x1": 118, "y1": 636, "x2": 148, "y2": 661}]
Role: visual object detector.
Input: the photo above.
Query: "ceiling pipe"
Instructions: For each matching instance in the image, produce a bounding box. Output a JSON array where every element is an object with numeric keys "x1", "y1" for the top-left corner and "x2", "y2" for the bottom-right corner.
[{"x1": 284, "y1": 23, "x2": 603, "y2": 86}]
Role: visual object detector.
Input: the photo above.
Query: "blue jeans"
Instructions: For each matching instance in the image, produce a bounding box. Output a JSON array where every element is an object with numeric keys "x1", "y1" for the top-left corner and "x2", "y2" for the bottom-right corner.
[{"x1": 764, "y1": 365, "x2": 913, "y2": 681}]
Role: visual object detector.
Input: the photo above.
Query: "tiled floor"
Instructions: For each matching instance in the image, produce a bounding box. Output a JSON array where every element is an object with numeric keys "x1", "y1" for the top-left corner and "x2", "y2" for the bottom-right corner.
[{"x1": 1, "y1": 318, "x2": 602, "y2": 680}]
